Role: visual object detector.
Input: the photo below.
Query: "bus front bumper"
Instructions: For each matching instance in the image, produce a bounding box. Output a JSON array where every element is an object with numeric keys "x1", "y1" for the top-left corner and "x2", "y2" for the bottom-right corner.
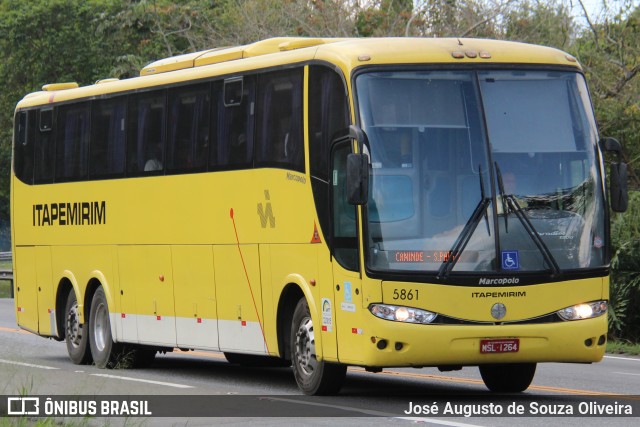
[{"x1": 338, "y1": 315, "x2": 607, "y2": 367}]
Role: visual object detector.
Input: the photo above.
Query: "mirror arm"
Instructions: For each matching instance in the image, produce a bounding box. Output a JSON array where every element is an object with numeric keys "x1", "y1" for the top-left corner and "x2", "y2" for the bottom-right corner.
[
  {"x1": 599, "y1": 137, "x2": 623, "y2": 160},
  {"x1": 349, "y1": 125, "x2": 369, "y2": 154}
]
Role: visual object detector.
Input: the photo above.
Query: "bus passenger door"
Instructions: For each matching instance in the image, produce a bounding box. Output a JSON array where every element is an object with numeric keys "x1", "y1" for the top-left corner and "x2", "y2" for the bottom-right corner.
[
  {"x1": 331, "y1": 141, "x2": 365, "y2": 365},
  {"x1": 14, "y1": 247, "x2": 38, "y2": 334}
]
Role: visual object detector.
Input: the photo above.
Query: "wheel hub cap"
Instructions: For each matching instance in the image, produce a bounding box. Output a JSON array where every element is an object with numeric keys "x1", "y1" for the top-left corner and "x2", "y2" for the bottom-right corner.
[{"x1": 295, "y1": 317, "x2": 317, "y2": 376}]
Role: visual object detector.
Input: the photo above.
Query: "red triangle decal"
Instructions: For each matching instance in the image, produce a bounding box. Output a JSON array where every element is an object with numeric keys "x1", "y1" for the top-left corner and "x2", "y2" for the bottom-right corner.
[{"x1": 310, "y1": 222, "x2": 322, "y2": 243}]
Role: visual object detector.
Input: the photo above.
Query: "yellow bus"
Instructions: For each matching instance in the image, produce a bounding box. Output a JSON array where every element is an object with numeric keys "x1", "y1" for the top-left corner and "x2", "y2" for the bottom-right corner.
[{"x1": 11, "y1": 37, "x2": 628, "y2": 395}]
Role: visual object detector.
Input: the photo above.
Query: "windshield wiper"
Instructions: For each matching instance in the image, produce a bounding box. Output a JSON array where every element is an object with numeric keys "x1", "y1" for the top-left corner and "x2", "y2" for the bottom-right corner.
[
  {"x1": 437, "y1": 167, "x2": 491, "y2": 280},
  {"x1": 495, "y1": 162, "x2": 510, "y2": 232},
  {"x1": 479, "y1": 164, "x2": 491, "y2": 235},
  {"x1": 494, "y1": 162, "x2": 561, "y2": 275}
]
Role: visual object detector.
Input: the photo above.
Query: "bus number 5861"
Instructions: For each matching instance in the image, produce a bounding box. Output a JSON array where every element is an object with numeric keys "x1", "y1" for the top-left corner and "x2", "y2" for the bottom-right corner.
[{"x1": 393, "y1": 289, "x2": 419, "y2": 301}]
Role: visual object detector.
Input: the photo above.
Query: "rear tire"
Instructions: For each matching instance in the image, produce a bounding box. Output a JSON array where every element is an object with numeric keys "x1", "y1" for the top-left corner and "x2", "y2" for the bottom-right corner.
[
  {"x1": 64, "y1": 291, "x2": 92, "y2": 365},
  {"x1": 479, "y1": 363, "x2": 536, "y2": 392},
  {"x1": 89, "y1": 287, "x2": 123, "y2": 368},
  {"x1": 291, "y1": 298, "x2": 346, "y2": 395}
]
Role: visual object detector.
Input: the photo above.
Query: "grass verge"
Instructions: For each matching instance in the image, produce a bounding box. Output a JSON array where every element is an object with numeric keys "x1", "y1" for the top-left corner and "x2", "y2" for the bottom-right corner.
[{"x1": 606, "y1": 340, "x2": 640, "y2": 356}]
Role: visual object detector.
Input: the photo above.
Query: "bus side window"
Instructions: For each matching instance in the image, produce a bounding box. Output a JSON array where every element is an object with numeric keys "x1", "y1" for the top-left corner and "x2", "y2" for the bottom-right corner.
[
  {"x1": 217, "y1": 76, "x2": 255, "y2": 169},
  {"x1": 308, "y1": 65, "x2": 350, "y2": 246},
  {"x1": 127, "y1": 91, "x2": 166, "y2": 175},
  {"x1": 167, "y1": 83, "x2": 210, "y2": 173},
  {"x1": 90, "y1": 97, "x2": 126, "y2": 178},
  {"x1": 14, "y1": 110, "x2": 34, "y2": 184},
  {"x1": 55, "y1": 103, "x2": 90, "y2": 182},
  {"x1": 309, "y1": 66, "x2": 349, "y2": 182},
  {"x1": 331, "y1": 141, "x2": 359, "y2": 271},
  {"x1": 208, "y1": 81, "x2": 222, "y2": 168},
  {"x1": 256, "y1": 68, "x2": 304, "y2": 172},
  {"x1": 34, "y1": 109, "x2": 54, "y2": 184}
]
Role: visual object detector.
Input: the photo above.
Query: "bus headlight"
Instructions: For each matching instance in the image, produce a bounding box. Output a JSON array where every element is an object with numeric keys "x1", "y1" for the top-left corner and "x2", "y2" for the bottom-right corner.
[
  {"x1": 369, "y1": 304, "x2": 437, "y2": 324},
  {"x1": 557, "y1": 301, "x2": 607, "y2": 321}
]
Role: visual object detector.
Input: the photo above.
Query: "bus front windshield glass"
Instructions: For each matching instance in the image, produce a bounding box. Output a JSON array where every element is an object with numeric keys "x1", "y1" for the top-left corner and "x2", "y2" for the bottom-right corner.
[{"x1": 355, "y1": 70, "x2": 605, "y2": 275}]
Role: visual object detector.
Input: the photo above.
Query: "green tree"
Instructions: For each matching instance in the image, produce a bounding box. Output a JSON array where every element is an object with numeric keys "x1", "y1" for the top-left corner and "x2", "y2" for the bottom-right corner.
[
  {"x1": 0, "y1": 0, "x2": 191, "y2": 249},
  {"x1": 0, "y1": 0, "x2": 120, "y2": 249},
  {"x1": 503, "y1": 0, "x2": 574, "y2": 48},
  {"x1": 574, "y1": 5, "x2": 640, "y2": 187},
  {"x1": 355, "y1": 0, "x2": 413, "y2": 36}
]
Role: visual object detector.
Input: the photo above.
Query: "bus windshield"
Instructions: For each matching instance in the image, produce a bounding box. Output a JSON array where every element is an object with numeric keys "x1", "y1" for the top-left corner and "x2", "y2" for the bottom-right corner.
[{"x1": 355, "y1": 70, "x2": 605, "y2": 275}]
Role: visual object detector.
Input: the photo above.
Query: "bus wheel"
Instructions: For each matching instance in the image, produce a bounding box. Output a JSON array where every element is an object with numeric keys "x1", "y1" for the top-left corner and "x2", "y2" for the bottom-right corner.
[
  {"x1": 290, "y1": 298, "x2": 346, "y2": 395},
  {"x1": 89, "y1": 287, "x2": 122, "y2": 368},
  {"x1": 64, "y1": 291, "x2": 92, "y2": 365},
  {"x1": 479, "y1": 363, "x2": 536, "y2": 392}
]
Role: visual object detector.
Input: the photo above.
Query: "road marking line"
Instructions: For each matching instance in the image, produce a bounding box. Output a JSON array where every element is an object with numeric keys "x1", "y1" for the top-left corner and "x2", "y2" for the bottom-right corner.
[
  {"x1": 0, "y1": 358, "x2": 59, "y2": 370},
  {"x1": 604, "y1": 355, "x2": 640, "y2": 362},
  {"x1": 263, "y1": 396, "x2": 485, "y2": 427},
  {"x1": 174, "y1": 352, "x2": 621, "y2": 396},
  {"x1": 349, "y1": 367, "x2": 485, "y2": 385},
  {"x1": 348, "y1": 367, "x2": 605, "y2": 395},
  {"x1": 397, "y1": 417, "x2": 485, "y2": 427},
  {"x1": 0, "y1": 326, "x2": 31, "y2": 335},
  {"x1": 174, "y1": 349, "x2": 226, "y2": 360},
  {"x1": 0, "y1": 325, "x2": 633, "y2": 396},
  {"x1": 91, "y1": 373, "x2": 193, "y2": 389},
  {"x1": 613, "y1": 371, "x2": 640, "y2": 376}
]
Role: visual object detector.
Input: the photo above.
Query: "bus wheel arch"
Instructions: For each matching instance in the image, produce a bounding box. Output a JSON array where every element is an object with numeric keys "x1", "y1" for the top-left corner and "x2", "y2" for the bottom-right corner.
[
  {"x1": 55, "y1": 278, "x2": 73, "y2": 341},
  {"x1": 276, "y1": 283, "x2": 304, "y2": 361}
]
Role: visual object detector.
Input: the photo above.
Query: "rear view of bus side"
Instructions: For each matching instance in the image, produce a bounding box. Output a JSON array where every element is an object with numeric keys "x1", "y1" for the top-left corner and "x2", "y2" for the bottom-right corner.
[{"x1": 11, "y1": 37, "x2": 627, "y2": 395}]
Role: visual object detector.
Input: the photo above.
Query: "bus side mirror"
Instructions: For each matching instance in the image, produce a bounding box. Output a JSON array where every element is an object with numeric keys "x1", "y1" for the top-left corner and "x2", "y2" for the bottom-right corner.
[
  {"x1": 610, "y1": 162, "x2": 628, "y2": 213},
  {"x1": 600, "y1": 137, "x2": 628, "y2": 213},
  {"x1": 347, "y1": 153, "x2": 369, "y2": 205},
  {"x1": 346, "y1": 125, "x2": 370, "y2": 205}
]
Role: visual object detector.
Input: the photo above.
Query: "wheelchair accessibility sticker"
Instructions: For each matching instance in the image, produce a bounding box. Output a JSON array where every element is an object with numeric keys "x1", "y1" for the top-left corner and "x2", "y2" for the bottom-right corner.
[{"x1": 502, "y1": 251, "x2": 520, "y2": 270}]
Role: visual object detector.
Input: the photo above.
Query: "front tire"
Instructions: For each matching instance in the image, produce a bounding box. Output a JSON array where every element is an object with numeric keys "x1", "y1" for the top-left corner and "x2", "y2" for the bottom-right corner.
[
  {"x1": 291, "y1": 298, "x2": 346, "y2": 395},
  {"x1": 64, "y1": 291, "x2": 92, "y2": 365},
  {"x1": 479, "y1": 363, "x2": 536, "y2": 392},
  {"x1": 89, "y1": 287, "x2": 123, "y2": 368}
]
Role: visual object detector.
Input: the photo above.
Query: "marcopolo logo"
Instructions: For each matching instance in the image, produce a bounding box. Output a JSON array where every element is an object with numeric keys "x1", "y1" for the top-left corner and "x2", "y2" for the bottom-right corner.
[{"x1": 478, "y1": 277, "x2": 520, "y2": 285}]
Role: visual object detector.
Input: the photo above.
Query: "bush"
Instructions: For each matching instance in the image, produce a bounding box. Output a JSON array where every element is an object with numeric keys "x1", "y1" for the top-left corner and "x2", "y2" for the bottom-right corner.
[{"x1": 609, "y1": 191, "x2": 640, "y2": 341}]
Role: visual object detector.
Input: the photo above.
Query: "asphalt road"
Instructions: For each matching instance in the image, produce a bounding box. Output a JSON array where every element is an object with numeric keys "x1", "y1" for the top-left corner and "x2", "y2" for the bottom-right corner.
[{"x1": 0, "y1": 298, "x2": 639, "y2": 426}]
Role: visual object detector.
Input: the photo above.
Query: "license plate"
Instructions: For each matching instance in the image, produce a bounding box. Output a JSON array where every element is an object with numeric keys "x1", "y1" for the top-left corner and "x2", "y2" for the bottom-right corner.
[{"x1": 480, "y1": 338, "x2": 520, "y2": 354}]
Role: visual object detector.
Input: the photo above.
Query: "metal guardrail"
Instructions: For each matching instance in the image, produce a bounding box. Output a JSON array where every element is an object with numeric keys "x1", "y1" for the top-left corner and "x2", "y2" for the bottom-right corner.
[
  {"x1": 0, "y1": 268, "x2": 13, "y2": 298},
  {"x1": 0, "y1": 252, "x2": 13, "y2": 298}
]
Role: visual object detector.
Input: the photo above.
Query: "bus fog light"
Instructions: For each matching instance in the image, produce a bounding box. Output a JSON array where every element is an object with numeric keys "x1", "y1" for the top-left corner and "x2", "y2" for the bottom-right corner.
[
  {"x1": 557, "y1": 301, "x2": 607, "y2": 321},
  {"x1": 369, "y1": 304, "x2": 437, "y2": 324}
]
